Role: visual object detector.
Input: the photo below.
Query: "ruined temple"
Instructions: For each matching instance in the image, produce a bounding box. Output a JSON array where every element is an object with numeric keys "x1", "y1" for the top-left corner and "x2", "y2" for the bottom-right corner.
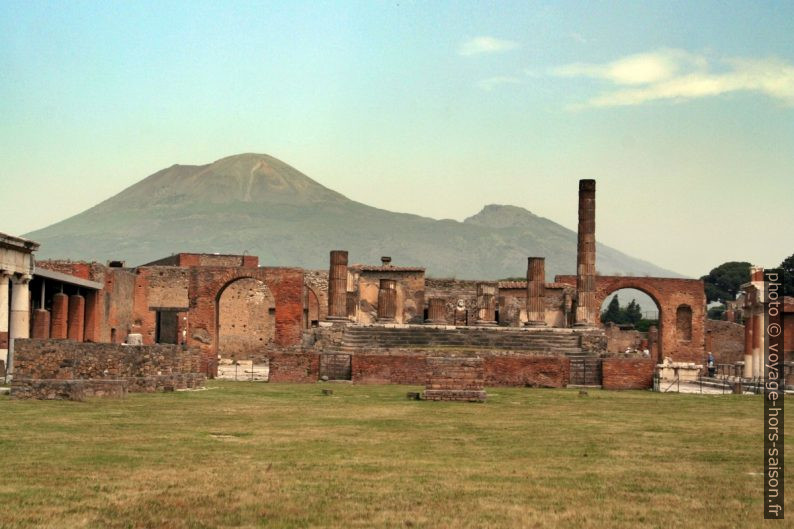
[{"x1": 3, "y1": 178, "x2": 744, "y2": 395}]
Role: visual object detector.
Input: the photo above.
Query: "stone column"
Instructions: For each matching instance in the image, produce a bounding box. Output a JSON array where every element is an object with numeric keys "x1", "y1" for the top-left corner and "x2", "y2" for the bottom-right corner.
[
  {"x1": 753, "y1": 312, "x2": 763, "y2": 379},
  {"x1": 67, "y1": 294, "x2": 85, "y2": 342},
  {"x1": 31, "y1": 309, "x2": 50, "y2": 339},
  {"x1": 574, "y1": 179, "x2": 597, "y2": 326},
  {"x1": 743, "y1": 311, "x2": 754, "y2": 378},
  {"x1": 426, "y1": 297, "x2": 446, "y2": 324},
  {"x1": 525, "y1": 257, "x2": 546, "y2": 326},
  {"x1": 83, "y1": 290, "x2": 99, "y2": 342},
  {"x1": 377, "y1": 279, "x2": 397, "y2": 322},
  {"x1": 0, "y1": 272, "x2": 9, "y2": 369},
  {"x1": 327, "y1": 250, "x2": 349, "y2": 320},
  {"x1": 8, "y1": 274, "x2": 31, "y2": 375},
  {"x1": 50, "y1": 292, "x2": 69, "y2": 339},
  {"x1": 475, "y1": 283, "x2": 497, "y2": 326}
]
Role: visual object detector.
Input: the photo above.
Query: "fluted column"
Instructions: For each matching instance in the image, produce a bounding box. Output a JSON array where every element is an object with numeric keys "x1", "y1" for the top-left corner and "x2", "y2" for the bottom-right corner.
[
  {"x1": 575, "y1": 179, "x2": 597, "y2": 326},
  {"x1": 475, "y1": 283, "x2": 497, "y2": 326},
  {"x1": 8, "y1": 274, "x2": 31, "y2": 375},
  {"x1": 426, "y1": 297, "x2": 447, "y2": 324},
  {"x1": 525, "y1": 257, "x2": 546, "y2": 326},
  {"x1": 50, "y1": 292, "x2": 69, "y2": 339},
  {"x1": 377, "y1": 279, "x2": 397, "y2": 322},
  {"x1": 327, "y1": 250, "x2": 349, "y2": 320},
  {"x1": 0, "y1": 272, "x2": 9, "y2": 368},
  {"x1": 67, "y1": 294, "x2": 85, "y2": 341}
]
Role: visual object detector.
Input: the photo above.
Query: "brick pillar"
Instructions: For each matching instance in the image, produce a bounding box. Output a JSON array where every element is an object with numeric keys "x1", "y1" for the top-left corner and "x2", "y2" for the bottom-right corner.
[
  {"x1": 0, "y1": 272, "x2": 9, "y2": 368},
  {"x1": 83, "y1": 290, "x2": 99, "y2": 342},
  {"x1": 743, "y1": 312, "x2": 753, "y2": 378},
  {"x1": 327, "y1": 250, "x2": 348, "y2": 320},
  {"x1": 31, "y1": 309, "x2": 50, "y2": 339},
  {"x1": 377, "y1": 279, "x2": 397, "y2": 322},
  {"x1": 648, "y1": 325, "x2": 659, "y2": 364},
  {"x1": 50, "y1": 292, "x2": 69, "y2": 339},
  {"x1": 575, "y1": 179, "x2": 597, "y2": 326},
  {"x1": 525, "y1": 257, "x2": 546, "y2": 326},
  {"x1": 426, "y1": 297, "x2": 446, "y2": 324},
  {"x1": 67, "y1": 294, "x2": 85, "y2": 342},
  {"x1": 475, "y1": 283, "x2": 497, "y2": 326}
]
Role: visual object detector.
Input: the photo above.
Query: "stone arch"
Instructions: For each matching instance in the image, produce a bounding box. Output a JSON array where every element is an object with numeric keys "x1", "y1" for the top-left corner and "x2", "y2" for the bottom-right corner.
[
  {"x1": 216, "y1": 277, "x2": 275, "y2": 359},
  {"x1": 676, "y1": 304, "x2": 693, "y2": 342},
  {"x1": 186, "y1": 267, "x2": 304, "y2": 374},
  {"x1": 595, "y1": 282, "x2": 665, "y2": 360}
]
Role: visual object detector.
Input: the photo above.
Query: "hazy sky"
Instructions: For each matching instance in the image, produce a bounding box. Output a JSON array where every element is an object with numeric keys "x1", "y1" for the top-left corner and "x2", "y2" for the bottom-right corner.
[{"x1": 1, "y1": 1, "x2": 792, "y2": 278}]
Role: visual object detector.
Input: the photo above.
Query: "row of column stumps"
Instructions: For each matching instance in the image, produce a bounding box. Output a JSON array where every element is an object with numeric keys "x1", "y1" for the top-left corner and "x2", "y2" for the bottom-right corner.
[{"x1": 575, "y1": 179, "x2": 597, "y2": 327}]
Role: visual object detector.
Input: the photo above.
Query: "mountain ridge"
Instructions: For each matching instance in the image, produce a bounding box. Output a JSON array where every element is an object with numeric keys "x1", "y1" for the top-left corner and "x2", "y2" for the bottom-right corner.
[{"x1": 25, "y1": 153, "x2": 684, "y2": 280}]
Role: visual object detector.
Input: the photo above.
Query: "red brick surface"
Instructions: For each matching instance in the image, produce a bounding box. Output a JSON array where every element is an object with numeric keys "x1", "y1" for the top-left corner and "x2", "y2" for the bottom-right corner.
[
  {"x1": 268, "y1": 353, "x2": 319, "y2": 382},
  {"x1": 351, "y1": 354, "x2": 426, "y2": 384},
  {"x1": 602, "y1": 357, "x2": 654, "y2": 390},
  {"x1": 484, "y1": 356, "x2": 570, "y2": 388}
]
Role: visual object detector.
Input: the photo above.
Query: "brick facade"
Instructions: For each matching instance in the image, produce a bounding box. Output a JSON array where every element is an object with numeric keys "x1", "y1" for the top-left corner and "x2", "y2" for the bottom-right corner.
[{"x1": 601, "y1": 357, "x2": 655, "y2": 390}]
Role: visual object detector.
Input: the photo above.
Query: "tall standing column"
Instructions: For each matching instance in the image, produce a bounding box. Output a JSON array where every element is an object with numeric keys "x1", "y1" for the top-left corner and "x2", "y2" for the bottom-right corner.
[
  {"x1": 525, "y1": 257, "x2": 546, "y2": 326},
  {"x1": 648, "y1": 325, "x2": 659, "y2": 364},
  {"x1": 575, "y1": 179, "x2": 597, "y2": 327},
  {"x1": 377, "y1": 279, "x2": 397, "y2": 322},
  {"x1": 327, "y1": 250, "x2": 349, "y2": 320},
  {"x1": 753, "y1": 312, "x2": 763, "y2": 379},
  {"x1": 426, "y1": 297, "x2": 447, "y2": 324},
  {"x1": 67, "y1": 294, "x2": 85, "y2": 342},
  {"x1": 743, "y1": 307, "x2": 754, "y2": 378},
  {"x1": 50, "y1": 292, "x2": 69, "y2": 339},
  {"x1": 475, "y1": 283, "x2": 497, "y2": 326},
  {"x1": 8, "y1": 274, "x2": 31, "y2": 375},
  {"x1": 31, "y1": 309, "x2": 50, "y2": 339},
  {"x1": 0, "y1": 272, "x2": 9, "y2": 370}
]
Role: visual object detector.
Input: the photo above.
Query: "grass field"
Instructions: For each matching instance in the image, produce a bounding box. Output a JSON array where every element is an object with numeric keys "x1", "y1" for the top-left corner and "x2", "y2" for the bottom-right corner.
[{"x1": 0, "y1": 382, "x2": 790, "y2": 528}]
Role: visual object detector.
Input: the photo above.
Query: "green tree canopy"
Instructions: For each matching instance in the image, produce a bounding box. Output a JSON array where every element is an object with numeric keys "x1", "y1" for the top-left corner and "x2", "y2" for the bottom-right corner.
[
  {"x1": 700, "y1": 261, "x2": 751, "y2": 303},
  {"x1": 602, "y1": 294, "x2": 623, "y2": 324},
  {"x1": 780, "y1": 253, "x2": 794, "y2": 296}
]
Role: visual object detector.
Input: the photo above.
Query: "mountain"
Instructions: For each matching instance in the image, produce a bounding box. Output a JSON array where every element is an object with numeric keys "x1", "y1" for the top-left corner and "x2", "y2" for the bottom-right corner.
[{"x1": 25, "y1": 153, "x2": 682, "y2": 279}]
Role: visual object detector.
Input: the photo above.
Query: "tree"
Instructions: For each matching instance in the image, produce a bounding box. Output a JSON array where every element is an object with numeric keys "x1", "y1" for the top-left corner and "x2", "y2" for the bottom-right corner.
[
  {"x1": 707, "y1": 305, "x2": 726, "y2": 320},
  {"x1": 700, "y1": 261, "x2": 751, "y2": 303},
  {"x1": 780, "y1": 253, "x2": 794, "y2": 296},
  {"x1": 602, "y1": 294, "x2": 623, "y2": 324},
  {"x1": 625, "y1": 299, "x2": 643, "y2": 326}
]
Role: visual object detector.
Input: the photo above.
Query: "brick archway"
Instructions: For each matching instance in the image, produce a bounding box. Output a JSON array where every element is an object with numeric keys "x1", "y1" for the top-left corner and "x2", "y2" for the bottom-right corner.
[
  {"x1": 597, "y1": 283, "x2": 664, "y2": 358},
  {"x1": 187, "y1": 267, "x2": 303, "y2": 373},
  {"x1": 556, "y1": 275, "x2": 706, "y2": 362}
]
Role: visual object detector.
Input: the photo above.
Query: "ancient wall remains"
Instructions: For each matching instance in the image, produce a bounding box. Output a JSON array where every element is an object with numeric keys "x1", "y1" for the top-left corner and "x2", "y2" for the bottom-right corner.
[
  {"x1": 217, "y1": 278, "x2": 275, "y2": 359},
  {"x1": 601, "y1": 357, "x2": 655, "y2": 390},
  {"x1": 268, "y1": 352, "x2": 319, "y2": 383},
  {"x1": 10, "y1": 339, "x2": 205, "y2": 400},
  {"x1": 705, "y1": 319, "x2": 745, "y2": 364},
  {"x1": 603, "y1": 323, "x2": 644, "y2": 353},
  {"x1": 423, "y1": 357, "x2": 486, "y2": 402},
  {"x1": 353, "y1": 268, "x2": 425, "y2": 324}
]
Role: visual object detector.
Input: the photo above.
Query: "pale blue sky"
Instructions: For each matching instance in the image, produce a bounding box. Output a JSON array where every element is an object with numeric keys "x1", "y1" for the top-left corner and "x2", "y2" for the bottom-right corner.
[{"x1": 1, "y1": 1, "x2": 792, "y2": 277}]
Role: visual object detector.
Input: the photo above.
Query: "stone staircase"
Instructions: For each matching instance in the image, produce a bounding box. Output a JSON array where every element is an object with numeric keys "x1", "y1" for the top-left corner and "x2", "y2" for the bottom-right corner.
[{"x1": 325, "y1": 325, "x2": 583, "y2": 355}]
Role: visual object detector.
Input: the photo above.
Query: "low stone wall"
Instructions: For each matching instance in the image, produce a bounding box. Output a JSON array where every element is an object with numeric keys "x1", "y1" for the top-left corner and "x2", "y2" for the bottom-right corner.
[
  {"x1": 268, "y1": 353, "x2": 319, "y2": 383},
  {"x1": 484, "y1": 355, "x2": 570, "y2": 388},
  {"x1": 602, "y1": 357, "x2": 654, "y2": 390},
  {"x1": 423, "y1": 357, "x2": 486, "y2": 402},
  {"x1": 10, "y1": 339, "x2": 205, "y2": 400}
]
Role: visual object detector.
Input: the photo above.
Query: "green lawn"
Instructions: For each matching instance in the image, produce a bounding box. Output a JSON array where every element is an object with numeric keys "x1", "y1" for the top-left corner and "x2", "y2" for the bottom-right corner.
[{"x1": 0, "y1": 382, "x2": 789, "y2": 528}]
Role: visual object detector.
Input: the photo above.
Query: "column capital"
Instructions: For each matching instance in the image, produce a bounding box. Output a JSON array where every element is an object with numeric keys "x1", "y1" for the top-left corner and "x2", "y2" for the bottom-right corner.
[
  {"x1": 0, "y1": 269, "x2": 11, "y2": 279},
  {"x1": 12, "y1": 273, "x2": 32, "y2": 284}
]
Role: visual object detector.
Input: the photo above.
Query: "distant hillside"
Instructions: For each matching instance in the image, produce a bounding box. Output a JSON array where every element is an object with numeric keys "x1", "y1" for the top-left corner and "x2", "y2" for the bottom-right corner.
[{"x1": 26, "y1": 153, "x2": 682, "y2": 279}]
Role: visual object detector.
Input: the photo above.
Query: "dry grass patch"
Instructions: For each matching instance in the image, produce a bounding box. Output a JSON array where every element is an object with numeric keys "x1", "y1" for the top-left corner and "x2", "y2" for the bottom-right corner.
[{"x1": 0, "y1": 382, "x2": 790, "y2": 528}]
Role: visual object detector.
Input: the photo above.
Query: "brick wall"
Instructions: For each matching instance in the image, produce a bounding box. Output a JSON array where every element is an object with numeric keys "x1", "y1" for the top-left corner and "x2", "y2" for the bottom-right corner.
[
  {"x1": 706, "y1": 319, "x2": 745, "y2": 364},
  {"x1": 423, "y1": 357, "x2": 486, "y2": 401},
  {"x1": 484, "y1": 355, "x2": 570, "y2": 387},
  {"x1": 268, "y1": 353, "x2": 319, "y2": 383},
  {"x1": 602, "y1": 357, "x2": 655, "y2": 390},
  {"x1": 10, "y1": 339, "x2": 205, "y2": 399},
  {"x1": 352, "y1": 354, "x2": 426, "y2": 384},
  {"x1": 218, "y1": 278, "x2": 275, "y2": 358}
]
